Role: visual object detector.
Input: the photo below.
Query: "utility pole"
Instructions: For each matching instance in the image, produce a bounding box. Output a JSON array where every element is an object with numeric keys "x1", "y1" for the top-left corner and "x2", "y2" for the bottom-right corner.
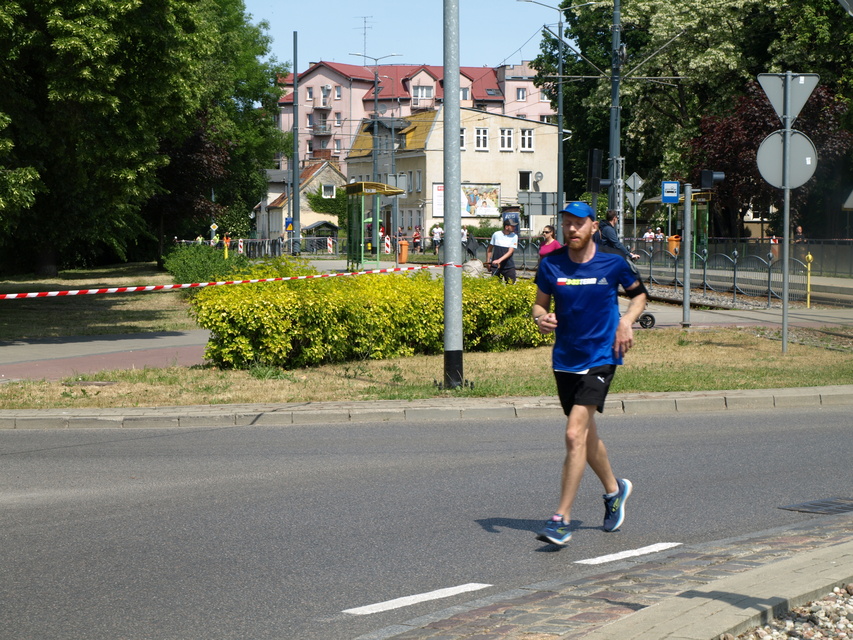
[
  {"x1": 292, "y1": 32, "x2": 300, "y2": 252},
  {"x1": 608, "y1": 0, "x2": 623, "y2": 218},
  {"x1": 443, "y1": 0, "x2": 463, "y2": 389}
]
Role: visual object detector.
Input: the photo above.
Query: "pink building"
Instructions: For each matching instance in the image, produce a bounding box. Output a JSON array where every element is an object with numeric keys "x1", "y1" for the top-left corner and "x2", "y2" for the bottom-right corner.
[{"x1": 277, "y1": 61, "x2": 556, "y2": 174}]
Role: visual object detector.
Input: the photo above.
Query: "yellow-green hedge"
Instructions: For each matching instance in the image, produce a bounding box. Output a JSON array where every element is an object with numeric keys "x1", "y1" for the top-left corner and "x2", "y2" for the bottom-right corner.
[{"x1": 191, "y1": 266, "x2": 552, "y2": 369}]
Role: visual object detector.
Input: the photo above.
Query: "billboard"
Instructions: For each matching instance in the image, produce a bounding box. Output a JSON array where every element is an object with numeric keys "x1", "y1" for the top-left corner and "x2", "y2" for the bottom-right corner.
[{"x1": 432, "y1": 183, "x2": 501, "y2": 218}]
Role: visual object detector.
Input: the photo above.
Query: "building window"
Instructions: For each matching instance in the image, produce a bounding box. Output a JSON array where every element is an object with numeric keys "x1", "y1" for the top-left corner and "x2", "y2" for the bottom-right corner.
[
  {"x1": 520, "y1": 129, "x2": 534, "y2": 151},
  {"x1": 335, "y1": 85, "x2": 342, "y2": 99},
  {"x1": 334, "y1": 138, "x2": 342, "y2": 152},
  {"x1": 307, "y1": 113, "x2": 314, "y2": 128},
  {"x1": 460, "y1": 87, "x2": 469, "y2": 101},
  {"x1": 500, "y1": 128, "x2": 513, "y2": 151},
  {"x1": 322, "y1": 184, "x2": 336, "y2": 198},
  {"x1": 416, "y1": 170, "x2": 423, "y2": 192},
  {"x1": 519, "y1": 171, "x2": 532, "y2": 191},
  {"x1": 306, "y1": 87, "x2": 314, "y2": 101},
  {"x1": 334, "y1": 112, "x2": 342, "y2": 126},
  {"x1": 412, "y1": 85, "x2": 433, "y2": 106},
  {"x1": 517, "y1": 87, "x2": 527, "y2": 101},
  {"x1": 408, "y1": 171, "x2": 413, "y2": 192},
  {"x1": 459, "y1": 127, "x2": 466, "y2": 149},
  {"x1": 475, "y1": 127, "x2": 489, "y2": 150}
]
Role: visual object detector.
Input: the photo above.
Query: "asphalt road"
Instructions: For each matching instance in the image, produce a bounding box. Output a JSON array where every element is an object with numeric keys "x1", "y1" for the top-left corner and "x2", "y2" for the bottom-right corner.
[{"x1": 1, "y1": 407, "x2": 850, "y2": 640}]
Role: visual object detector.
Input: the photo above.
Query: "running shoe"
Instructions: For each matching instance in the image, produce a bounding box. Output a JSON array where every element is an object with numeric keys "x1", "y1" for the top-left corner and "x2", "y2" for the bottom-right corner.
[
  {"x1": 536, "y1": 517, "x2": 572, "y2": 545},
  {"x1": 603, "y1": 478, "x2": 633, "y2": 532}
]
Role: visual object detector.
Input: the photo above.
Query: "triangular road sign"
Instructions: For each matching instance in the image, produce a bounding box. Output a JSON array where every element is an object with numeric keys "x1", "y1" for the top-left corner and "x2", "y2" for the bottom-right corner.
[
  {"x1": 837, "y1": 0, "x2": 853, "y2": 17},
  {"x1": 843, "y1": 188, "x2": 853, "y2": 211},
  {"x1": 757, "y1": 73, "x2": 819, "y2": 123}
]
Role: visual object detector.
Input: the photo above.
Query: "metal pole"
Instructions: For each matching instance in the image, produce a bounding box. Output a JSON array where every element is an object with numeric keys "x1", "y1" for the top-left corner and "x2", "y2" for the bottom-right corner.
[
  {"x1": 391, "y1": 120, "x2": 399, "y2": 267},
  {"x1": 292, "y1": 32, "x2": 300, "y2": 250},
  {"x1": 372, "y1": 67, "x2": 380, "y2": 255},
  {"x1": 443, "y1": 0, "x2": 463, "y2": 389},
  {"x1": 556, "y1": 10, "x2": 565, "y2": 242},
  {"x1": 782, "y1": 71, "x2": 791, "y2": 353},
  {"x1": 682, "y1": 183, "x2": 692, "y2": 328},
  {"x1": 608, "y1": 0, "x2": 622, "y2": 215}
]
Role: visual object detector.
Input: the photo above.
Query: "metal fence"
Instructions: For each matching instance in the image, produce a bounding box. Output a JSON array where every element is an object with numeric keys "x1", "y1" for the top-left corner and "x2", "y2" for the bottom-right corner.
[{"x1": 633, "y1": 247, "x2": 807, "y2": 305}]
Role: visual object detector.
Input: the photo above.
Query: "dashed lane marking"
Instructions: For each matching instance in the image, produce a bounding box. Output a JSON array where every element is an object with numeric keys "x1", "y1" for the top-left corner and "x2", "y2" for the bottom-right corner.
[
  {"x1": 342, "y1": 583, "x2": 492, "y2": 616},
  {"x1": 575, "y1": 542, "x2": 682, "y2": 565}
]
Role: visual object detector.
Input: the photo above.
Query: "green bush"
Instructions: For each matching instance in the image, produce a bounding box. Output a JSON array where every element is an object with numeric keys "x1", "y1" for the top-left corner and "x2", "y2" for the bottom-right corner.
[
  {"x1": 191, "y1": 268, "x2": 552, "y2": 369},
  {"x1": 162, "y1": 243, "x2": 251, "y2": 286}
]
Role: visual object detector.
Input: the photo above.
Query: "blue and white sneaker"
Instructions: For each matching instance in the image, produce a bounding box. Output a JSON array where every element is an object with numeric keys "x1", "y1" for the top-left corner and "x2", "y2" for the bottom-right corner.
[
  {"x1": 603, "y1": 478, "x2": 633, "y2": 532},
  {"x1": 536, "y1": 516, "x2": 572, "y2": 545}
]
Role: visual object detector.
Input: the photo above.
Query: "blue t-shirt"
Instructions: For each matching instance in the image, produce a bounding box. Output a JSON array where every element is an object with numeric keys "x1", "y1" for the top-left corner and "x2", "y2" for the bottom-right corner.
[{"x1": 535, "y1": 246, "x2": 639, "y2": 372}]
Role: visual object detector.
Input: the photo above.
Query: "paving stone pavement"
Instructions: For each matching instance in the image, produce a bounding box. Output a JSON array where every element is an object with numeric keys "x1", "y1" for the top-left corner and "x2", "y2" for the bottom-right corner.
[{"x1": 360, "y1": 514, "x2": 853, "y2": 640}]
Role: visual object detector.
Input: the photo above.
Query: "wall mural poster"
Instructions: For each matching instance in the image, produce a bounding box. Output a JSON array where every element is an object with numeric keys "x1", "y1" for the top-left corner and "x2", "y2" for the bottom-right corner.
[{"x1": 432, "y1": 183, "x2": 501, "y2": 218}]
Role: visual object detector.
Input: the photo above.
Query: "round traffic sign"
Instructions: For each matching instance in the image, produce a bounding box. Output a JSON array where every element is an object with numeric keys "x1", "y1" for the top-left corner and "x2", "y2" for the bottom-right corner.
[{"x1": 756, "y1": 130, "x2": 817, "y2": 189}]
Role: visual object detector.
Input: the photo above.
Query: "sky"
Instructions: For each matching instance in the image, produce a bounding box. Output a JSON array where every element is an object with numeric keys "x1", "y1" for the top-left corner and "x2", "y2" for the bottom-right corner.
[{"x1": 242, "y1": 0, "x2": 556, "y2": 71}]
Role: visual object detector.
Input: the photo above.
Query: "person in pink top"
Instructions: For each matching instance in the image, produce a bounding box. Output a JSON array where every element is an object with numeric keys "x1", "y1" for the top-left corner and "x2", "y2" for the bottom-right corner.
[{"x1": 538, "y1": 225, "x2": 561, "y2": 265}]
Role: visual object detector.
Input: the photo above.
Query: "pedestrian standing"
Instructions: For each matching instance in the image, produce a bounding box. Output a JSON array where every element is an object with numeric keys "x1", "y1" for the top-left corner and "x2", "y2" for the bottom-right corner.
[
  {"x1": 486, "y1": 219, "x2": 518, "y2": 283},
  {"x1": 531, "y1": 201, "x2": 648, "y2": 546}
]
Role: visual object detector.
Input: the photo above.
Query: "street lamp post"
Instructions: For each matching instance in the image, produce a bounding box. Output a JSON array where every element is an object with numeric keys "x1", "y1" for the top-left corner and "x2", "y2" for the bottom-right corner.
[{"x1": 350, "y1": 52, "x2": 401, "y2": 255}]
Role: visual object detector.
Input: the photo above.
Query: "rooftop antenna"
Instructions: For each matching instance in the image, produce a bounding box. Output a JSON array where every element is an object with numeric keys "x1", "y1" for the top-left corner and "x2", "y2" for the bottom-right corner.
[{"x1": 355, "y1": 16, "x2": 373, "y2": 57}]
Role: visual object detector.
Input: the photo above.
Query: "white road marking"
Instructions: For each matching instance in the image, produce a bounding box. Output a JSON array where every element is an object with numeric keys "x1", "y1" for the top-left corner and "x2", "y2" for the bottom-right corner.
[
  {"x1": 342, "y1": 583, "x2": 492, "y2": 616},
  {"x1": 575, "y1": 542, "x2": 682, "y2": 565}
]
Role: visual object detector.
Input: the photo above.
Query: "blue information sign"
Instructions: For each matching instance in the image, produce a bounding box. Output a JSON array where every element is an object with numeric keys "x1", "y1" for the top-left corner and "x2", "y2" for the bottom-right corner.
[{"x1": 661, "y1": 181, "x2": 680, "y2": 204}]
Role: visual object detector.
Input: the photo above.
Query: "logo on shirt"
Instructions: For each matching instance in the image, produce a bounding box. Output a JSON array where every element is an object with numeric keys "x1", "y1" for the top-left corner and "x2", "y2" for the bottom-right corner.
[
  {"x1": 556, "y1": 277, "x2": 609, "y2": 286},
  {"x1": 556, "y1": 277, "x2": 597, "y2": 286}
]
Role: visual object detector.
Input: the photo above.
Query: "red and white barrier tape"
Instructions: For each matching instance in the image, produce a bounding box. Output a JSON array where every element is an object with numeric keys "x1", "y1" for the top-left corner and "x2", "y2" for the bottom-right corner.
[{"x1": 0, "y1": 263, "x2": 463, "y2": 300}]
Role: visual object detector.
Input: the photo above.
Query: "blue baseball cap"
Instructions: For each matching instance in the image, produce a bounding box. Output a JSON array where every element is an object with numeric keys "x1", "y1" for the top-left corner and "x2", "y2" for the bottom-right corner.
[{"x1": 559, "y1": 201, "x2": 596, "y2": 219}]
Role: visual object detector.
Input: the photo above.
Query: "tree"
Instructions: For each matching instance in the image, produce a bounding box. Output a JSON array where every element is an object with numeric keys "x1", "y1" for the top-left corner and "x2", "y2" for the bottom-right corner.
[
  {"x1": 687, "y1": 82, "x2": 853, "y2": 237},
  {"x1": 141, "y1": 0, "x2": 288, "y2": 253},
  {"x1": 0, "y1": 0, "x2": 286, "y2": 274},
  {"x1": 530, "y1": 0, "x2": 853, "y2": 219}
]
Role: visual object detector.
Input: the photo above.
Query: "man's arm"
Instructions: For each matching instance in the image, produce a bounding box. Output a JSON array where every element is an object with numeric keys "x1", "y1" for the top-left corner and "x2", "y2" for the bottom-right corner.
[
  {"x1": 494, "y1": 245, "x2": 514, "y2": 266},
  {"x1": 602, "y1": 225, "x2": 639, "y2": 260},
  {"x1": 532, "y1": 288, "x2": 556, "y2": 334},
  {"x1": 613, "y1": 280, "x2": 647, "y2": 357}
]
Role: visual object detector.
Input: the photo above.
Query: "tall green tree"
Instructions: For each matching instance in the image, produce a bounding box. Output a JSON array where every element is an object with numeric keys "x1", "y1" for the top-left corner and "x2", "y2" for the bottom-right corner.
[
  {"x1": 530, "y1": 0, "x2": 853, "y2": 225},
  {"x1": 0, "y1": 0, "x2": 286, "y2": 274},
  {"x1": 142, "y1": 0, "x2": 288, "y2": 252}
]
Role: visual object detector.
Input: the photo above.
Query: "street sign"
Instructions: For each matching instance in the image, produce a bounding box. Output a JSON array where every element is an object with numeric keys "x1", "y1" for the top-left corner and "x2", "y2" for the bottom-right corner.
[
  {"x1": 626, "y1": 191, "x2": 644, "y2": 211},
  {"x1": 757, "y1": 73, "x2": 819, "y2": 124},
  {"x1": 661, "y1": 181, "x2": 680, "y2": 204},
  {"x1": 843, "y1": 189, "x2": 853, "y2": 210},
  {"x1": 625, "y1": 172, "x2": 644, "y2": 192},
  {"x1": 837, "y1": 0, "x2": 853, "y2": 17},
  {"x1": 517, "y1": 191, "x2": 557, "y2": 205},
  {"x1": 210, "y1": 223, "x2": 218, "y2": 231},
  {"x1": 756, "y1": 130, "x2": 818, "y2": 189}
]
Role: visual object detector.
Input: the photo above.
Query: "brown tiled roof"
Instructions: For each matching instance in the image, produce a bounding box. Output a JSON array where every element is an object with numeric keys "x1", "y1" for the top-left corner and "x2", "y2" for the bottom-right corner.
[{"x1": 278, "y1": 62, "x2": 505, "y2": 105}]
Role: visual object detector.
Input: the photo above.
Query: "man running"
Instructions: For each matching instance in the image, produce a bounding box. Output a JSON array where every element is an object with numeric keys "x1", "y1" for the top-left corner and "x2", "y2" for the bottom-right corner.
[{"x1": 532, "y1": 201, "x2": 647, "y2": 545}]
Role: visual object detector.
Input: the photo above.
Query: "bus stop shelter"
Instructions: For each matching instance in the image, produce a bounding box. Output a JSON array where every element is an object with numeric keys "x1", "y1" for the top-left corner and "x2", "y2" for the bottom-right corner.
[{"x1": 345, "y1": 181, "x2": 405, "y2": 270}]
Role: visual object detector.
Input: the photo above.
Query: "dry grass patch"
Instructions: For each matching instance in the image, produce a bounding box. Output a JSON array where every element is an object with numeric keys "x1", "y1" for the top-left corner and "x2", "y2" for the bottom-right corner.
[{"x1": 1, "y1": 327, "x2": 852, "y2": 410}]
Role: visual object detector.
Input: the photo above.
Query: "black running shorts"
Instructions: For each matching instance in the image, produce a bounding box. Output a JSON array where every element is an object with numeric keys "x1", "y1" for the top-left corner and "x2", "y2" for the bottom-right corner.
[{"x1": 554, "y1": 364, "x2": 617, "y2": 415}]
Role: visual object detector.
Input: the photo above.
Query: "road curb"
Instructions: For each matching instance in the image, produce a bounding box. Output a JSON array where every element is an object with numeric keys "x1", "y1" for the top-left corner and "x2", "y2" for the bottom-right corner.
[{"x1": 1, "y1": 386, "x2": 853, "y2": 429}]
